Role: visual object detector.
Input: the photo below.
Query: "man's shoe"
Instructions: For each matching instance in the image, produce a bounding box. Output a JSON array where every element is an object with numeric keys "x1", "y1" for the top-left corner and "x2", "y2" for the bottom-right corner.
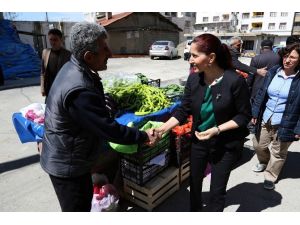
[
  {"x1": 264, "y1": 180, "x2": 275, "y2": 190},
  {"x1": 252, "y1": 163, "x2": 267, "y2": 172}
]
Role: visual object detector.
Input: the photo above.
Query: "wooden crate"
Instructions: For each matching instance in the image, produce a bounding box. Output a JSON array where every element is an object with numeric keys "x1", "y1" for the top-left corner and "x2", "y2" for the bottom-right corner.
[
  {"x1": 123, "y1": 167, "x2": 179, "y2": 211},
  {"x1": 179, "y1": 160, "x2": 190, "y2": 184}
]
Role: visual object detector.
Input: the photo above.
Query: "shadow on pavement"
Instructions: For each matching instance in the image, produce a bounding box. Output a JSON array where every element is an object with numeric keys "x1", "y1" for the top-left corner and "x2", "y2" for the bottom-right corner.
[
  {"x1": 233, "y1": 146, "x2": 256, "y2": 170},
  {"x1": 0, "y1": 154, "x2": 40, "y2": 174},
  {"x1": 154, "y1": 179, "x2": 190, "y2": 212},
  {"x1": 0, "y1": 76, "x2": 40, "y2": 91},
  {"x1": 278, "y1": 151, "x2": 300, "y2": 181},
  {"x1": 225, "y1": 182, "x2": 282, "y2": 212}
]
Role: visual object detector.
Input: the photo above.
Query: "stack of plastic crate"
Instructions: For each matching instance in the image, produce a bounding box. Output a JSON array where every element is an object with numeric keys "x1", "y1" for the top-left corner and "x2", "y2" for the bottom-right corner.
[{"x1": 120, "y1": 133, "x2": 171, "y2": 186}]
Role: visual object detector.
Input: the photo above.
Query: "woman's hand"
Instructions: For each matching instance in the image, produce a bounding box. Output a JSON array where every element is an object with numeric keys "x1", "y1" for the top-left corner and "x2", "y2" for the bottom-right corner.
[{"x1": 195, "y1": 127, "x2": 219, "y2": 140}]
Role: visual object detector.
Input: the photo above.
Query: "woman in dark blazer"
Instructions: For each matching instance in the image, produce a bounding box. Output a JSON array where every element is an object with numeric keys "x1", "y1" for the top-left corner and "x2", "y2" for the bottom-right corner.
[{"x1": 155, "y1": 33, "x2": 251, "y2": 211}]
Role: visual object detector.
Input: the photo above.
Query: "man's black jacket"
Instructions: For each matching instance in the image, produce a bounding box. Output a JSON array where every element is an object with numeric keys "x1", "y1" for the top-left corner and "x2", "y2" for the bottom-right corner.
[
  {"x1": 229, "y1": 47, "x2": 257, "y2": 75},
  {"x1": 41, "y1": 56, "x2": 148, "y2": 178}
]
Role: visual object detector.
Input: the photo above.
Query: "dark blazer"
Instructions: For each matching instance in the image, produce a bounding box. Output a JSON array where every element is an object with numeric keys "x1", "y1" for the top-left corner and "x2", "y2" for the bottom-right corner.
[
  {"x1": 252, "y1": 65, "x2": 300, "y2": 142},
  {"x1": 229, "y1": 47, "x2": 257, "y2": 75},
  {"x1": 173, "y1": 69, "x2": 251, "y2": 150},
  {"x1": 248, "y1": 49, "x2": 280, "y2": 98}
]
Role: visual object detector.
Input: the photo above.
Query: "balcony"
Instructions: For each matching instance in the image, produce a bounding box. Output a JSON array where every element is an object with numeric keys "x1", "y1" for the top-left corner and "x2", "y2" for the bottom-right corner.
[
  {"x1": 251, "y1": 22, "x2": 263, "y2": 31},
  {"x1": 293, "y1": 26, "x2": 300, "y2": 32},
  {"x1": 252, "y1": 12, "x2": 264, "y2": 18},
  {"x1": 295, "y1": 14, "x2": 300, "y2": 22}
]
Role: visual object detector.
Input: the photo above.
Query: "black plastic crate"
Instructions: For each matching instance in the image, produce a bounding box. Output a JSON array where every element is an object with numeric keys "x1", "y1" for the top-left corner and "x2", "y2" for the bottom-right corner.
[
  {"x1": 121, "y1": 151, "x2": 170, "y2": 186},
  {"x1": 170, "y1": 132, "x2": 192, "y2": 167},
  {"x1": 122, "y1": 133, "x2": 170, "y2": 164},
  {"x1": 142, "y1": 78, "x2": 161, "y2": 87},
  {"x1": 166, "y1": 94, "x2": 183, "y2": 103}
]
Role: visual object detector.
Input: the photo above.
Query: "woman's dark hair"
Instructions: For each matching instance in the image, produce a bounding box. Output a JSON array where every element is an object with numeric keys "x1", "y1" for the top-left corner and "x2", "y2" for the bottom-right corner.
[
  {"x1": 48, "y1": 28, "x2": 63, "y2": 38},
  {"x1": 192, "y1": 33, "x2": 232, "y2": 70},
  {"x1": 279, "y1": 43, "x2": 300, "y2": 72}
]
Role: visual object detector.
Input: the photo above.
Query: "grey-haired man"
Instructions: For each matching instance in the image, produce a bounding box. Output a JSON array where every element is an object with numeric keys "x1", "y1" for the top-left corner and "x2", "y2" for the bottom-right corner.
[
  {"x1": 40, "y1": 22, "x2": 158, "y2": 211},
  {"x1": 229, "y1": 36, "x2": 267, "y2": 78}
]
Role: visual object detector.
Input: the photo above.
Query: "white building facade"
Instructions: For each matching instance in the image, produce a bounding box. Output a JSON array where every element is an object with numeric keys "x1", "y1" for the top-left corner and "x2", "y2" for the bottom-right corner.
[{"x1": 194, "y1": 11, "x2": 295, "y2": 53}]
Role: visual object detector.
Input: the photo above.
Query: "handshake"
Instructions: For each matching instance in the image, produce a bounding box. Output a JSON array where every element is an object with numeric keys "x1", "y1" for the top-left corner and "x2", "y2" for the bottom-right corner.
[{"x1": 145, "y1": 128, "x2": 164, "y2": 146}]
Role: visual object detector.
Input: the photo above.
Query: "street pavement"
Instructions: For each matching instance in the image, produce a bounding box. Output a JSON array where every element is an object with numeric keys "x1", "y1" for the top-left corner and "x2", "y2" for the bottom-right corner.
[{"x1": 0, "y1": 57, "x2": 300, "y2": 212}]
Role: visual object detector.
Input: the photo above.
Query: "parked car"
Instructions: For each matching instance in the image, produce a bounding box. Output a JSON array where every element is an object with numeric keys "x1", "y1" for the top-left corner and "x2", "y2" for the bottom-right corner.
[
  {"x1": 273, "y1": 45, "x2": 285, "y2": 54},
  {"x1": 183, "y1": 40, "x2": 192, "y2": 60},
  {"x1": 149, "y1": 40, "x2": 178, "y2": 60}
]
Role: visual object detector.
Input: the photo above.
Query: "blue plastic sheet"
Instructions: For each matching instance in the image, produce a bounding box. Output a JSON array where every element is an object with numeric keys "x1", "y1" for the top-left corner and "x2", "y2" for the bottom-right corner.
[
  {"x1": 116, "y1": 101, "x2": 181, "y2": 126},
  {"x1": 12, "y1": 113, "x2": 44, "y2": 143},
  {"x1": 0, "y1": 20, "x2": 41, "y2": 80},
  {"x1": 12, "y1": 102, "x2": 181, "y2": 143}
]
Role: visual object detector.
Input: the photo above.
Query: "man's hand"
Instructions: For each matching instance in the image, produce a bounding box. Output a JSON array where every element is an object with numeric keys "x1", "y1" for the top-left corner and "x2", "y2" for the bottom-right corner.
[
  {"x1": 41, "y1": 91, "x2": 46, "y2": 97},
  {"x1": 257, "y1": 67, "x2": 267, "y2": 77},
  {"x1": 295, "y1": 134, "x2": 300, "y2": 140},
  {"x1": 251, "y1": 118, "x2": 257, "y2": 125},
  {"x1": 195, "y1": 127, "x2": 219, "y2": 141},
  {"x1": 145, "y1": 129, "x2": 161, "y2": 146}
]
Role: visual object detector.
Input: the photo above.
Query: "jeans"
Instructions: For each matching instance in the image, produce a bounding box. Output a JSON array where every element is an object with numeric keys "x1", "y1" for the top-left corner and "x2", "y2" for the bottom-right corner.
[
  {"x1": 49, "y1": 173, "x2": 93, "y2": 212},
  {"x1": 190, "y1": 141, "x2": 242, "y2": 212}
]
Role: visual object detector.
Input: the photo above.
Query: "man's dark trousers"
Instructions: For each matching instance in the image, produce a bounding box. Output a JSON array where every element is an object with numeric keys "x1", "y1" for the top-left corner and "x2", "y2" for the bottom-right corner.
[{"x1": 49, "y1": 173, "x2": 93, "y2": 212}]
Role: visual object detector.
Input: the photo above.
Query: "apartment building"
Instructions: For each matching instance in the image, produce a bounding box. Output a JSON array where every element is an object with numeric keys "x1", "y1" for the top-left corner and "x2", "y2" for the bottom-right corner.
[
  {"x1": 292, "y1": 12, "x2": 300, "y2": 36},
  {"x1": 194, "y1": 12, "x2": 234, "y2": 33},
  {"x1": 194, "y1": 11, "x2": 295, "y2": 53},
  {"x1": 161, "y1": 12, "x2": 196, "y2": 35}
]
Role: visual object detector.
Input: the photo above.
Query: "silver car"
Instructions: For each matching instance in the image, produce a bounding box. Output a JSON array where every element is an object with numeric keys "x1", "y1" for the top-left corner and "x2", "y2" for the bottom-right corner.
[{"x1": 149, "y1": 40, "x2": 178, "y2": 60}]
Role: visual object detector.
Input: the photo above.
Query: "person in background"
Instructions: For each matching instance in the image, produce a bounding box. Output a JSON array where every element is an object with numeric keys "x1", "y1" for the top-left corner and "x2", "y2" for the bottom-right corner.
[
  {"x1": 286, "y1": 35, "x2": 300, "y2": 47},
  {"x1": 229, "y1": 36, "x2": 267, "y2": 79},
  {"x1": 40, "y1": 22, "x2": 159, "y2": 212},
  {"x1": 251, "y1": 43, "x2": 300, "y2": 190},
  {"x1": 40, "y1": 28, "x2": 71, "y2": 99},
  {"x1": 248, "y1": 39, "x2": 280, "y2": 101},
  {"x1": 154, "y1": 33, "x2": 251, "y2": 212}
]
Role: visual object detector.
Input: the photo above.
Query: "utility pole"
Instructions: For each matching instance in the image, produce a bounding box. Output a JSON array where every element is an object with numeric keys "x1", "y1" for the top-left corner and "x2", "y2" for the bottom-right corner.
[{"x1": 45, "y1": 12, "x2": 49, "y2": 23}]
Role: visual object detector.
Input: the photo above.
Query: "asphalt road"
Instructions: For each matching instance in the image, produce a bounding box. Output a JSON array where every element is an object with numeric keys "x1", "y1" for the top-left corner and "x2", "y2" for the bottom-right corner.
[{"x1": 1, "y1": 56, "x2": 300, "y2": 212}]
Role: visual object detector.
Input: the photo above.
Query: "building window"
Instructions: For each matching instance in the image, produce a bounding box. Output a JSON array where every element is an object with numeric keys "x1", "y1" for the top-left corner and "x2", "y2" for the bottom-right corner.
[
  {"x1": 279, "y1": 22, "x2": 287, "y2": 30},
  {"x1": 243, "y1": 40, "x2": 254, "y2": 50},
  {"x1": 281, "y1": 12, "x2": 288, "y2": 17},
  {"x1": 253, "y1": 12, "x2": 264, "y2": 18},
  {"x1": 268, "y1": 23, "x2": 275, "y2": 30},
  {"x1": 203, "y1": 17, "x2": 208, "y2": 22},
  {"x1": 242, "y1": 13, "x2": 250, "y2": 19},
  {"x1": 241, "y1": 24, "x2": 248, "y2": 30},
  {"x1": 270, "y1": 12, "x2": 277, "y2": 17},
  {"x1": 222, "y1": 14, "x2": 229, "y2": 21},
  {"x1": 213, "y1": 16, "x2": 220, "y2": 22},
  {"x1": 185, "y1": 20, "x2": 191, "y2": 28},
  {"x1": 184, "y1": 12, "x2": 192, "y2": 17}
]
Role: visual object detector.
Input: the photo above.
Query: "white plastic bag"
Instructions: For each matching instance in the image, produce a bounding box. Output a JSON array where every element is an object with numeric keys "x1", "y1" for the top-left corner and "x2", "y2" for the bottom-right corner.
[
  {"x1": 19, "y1": 103, "x2": 46, "y2": 124},
  {"x1": 91, "y1": 184, "x2": 119, "y2": 212}
]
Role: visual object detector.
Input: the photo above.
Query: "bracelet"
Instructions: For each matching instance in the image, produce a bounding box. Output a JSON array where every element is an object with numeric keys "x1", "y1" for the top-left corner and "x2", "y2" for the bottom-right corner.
[{"x1": 216, "y1": 126, "x2": 221, "y2": 135}]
